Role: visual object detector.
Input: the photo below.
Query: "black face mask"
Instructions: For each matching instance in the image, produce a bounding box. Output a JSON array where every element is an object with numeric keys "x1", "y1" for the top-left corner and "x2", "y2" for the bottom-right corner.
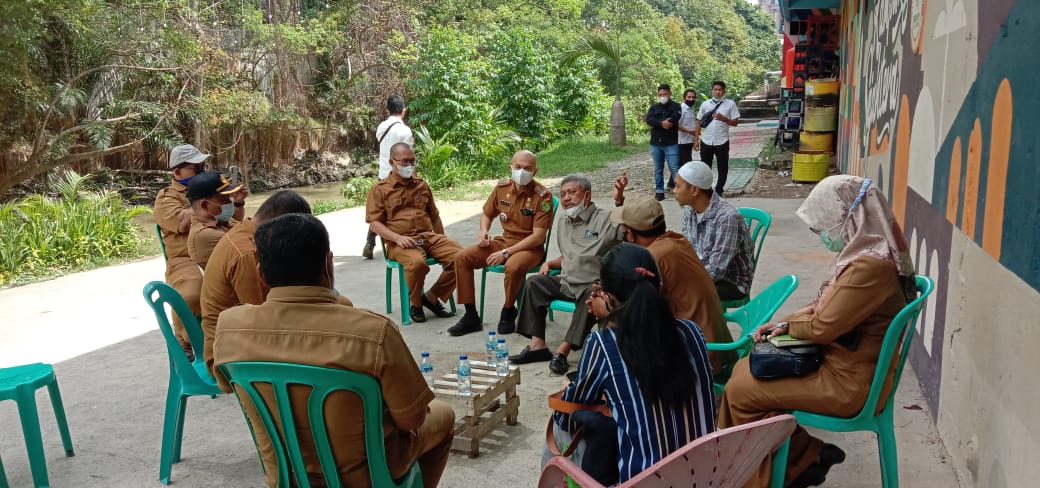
[{"x1": 685, "y1": 99, "x2": 696, "y2": 107}]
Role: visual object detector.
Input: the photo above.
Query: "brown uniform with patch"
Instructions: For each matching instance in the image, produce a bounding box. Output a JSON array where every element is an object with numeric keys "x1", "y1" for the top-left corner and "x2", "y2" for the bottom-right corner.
[{"x1": 154, "y1": 180, "x2": 202, "y2": 344}]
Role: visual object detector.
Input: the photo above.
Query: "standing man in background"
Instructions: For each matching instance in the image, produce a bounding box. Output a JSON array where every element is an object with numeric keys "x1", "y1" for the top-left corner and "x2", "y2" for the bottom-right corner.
[
  {"x1": 677, "y1": 89, "x2": 699, "y2": 167},
  {"x1": 645, "y1": 83, "x2": 682, "y2": 202},
  {"x1": 694, "y1": 81, "x2": 740, "y2": 196},
  {"x1": 363, "y1": 94, "x2": 414, "y2": 259}
]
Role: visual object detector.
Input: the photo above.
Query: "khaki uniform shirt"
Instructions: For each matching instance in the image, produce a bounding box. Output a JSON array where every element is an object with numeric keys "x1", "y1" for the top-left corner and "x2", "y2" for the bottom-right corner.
[
  {"x1": 188, "y1": 216, "x2": 234, "y2": 268},
  {"x1": 482, "y1": 179, "x2": 554, "y2": 243},
  {"x1": 154, "y1": 180, "x2": 193, "y2": 271},
  {"x1": 213, "y1": 286, "x2": 432, "y2": 486},
  {"x1": 365, "y1": 173, "x2": 439, "y2": 236},
  {"x1": 556, "y1": 203, "x2": 624, "y2": 294},
  {"x1": 647, "y1": 231, "x2": 730, "y2": 344},
  {"x1": 200, "y1": 218, "x2": 266, "y2": 374}
]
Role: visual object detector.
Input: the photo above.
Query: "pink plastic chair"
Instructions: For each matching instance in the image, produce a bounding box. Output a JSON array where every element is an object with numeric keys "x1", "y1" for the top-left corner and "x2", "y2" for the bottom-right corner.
[{"x1": 538, "y1": 414, "x2": 797, "y2": 488}]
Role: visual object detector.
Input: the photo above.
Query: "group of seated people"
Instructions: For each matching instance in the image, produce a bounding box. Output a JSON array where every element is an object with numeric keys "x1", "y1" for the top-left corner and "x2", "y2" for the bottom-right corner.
[{"x1": 155, "y1": 141, "x2": 917, "y2": 487}]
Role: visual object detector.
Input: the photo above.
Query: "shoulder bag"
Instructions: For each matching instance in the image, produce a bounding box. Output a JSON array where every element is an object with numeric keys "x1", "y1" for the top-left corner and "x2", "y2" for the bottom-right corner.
[
  {"x1": 748, "y1": 341, "x2": 822, "y2": 379},
  {"x1": 699, "y1": 99, "x2": 725, "y2": 128},
  {"x1": 545, "y1": 389, "x2": 611, "y2": 457}
]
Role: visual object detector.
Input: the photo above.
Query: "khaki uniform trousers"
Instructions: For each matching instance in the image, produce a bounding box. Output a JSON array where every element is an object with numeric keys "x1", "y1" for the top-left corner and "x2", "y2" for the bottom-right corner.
[
  {"x1": 166, "y1": 257, "x2": 203, "y2": 344},
  {"x1": 516, "y1": 274, "x2": 597, "y2": 348},
  {"x1": 454, "y1": 237, "x2": 543, "y2": 306},
  {"x1": 385, "y1": 233, "x2": 462, "y2": 307}
]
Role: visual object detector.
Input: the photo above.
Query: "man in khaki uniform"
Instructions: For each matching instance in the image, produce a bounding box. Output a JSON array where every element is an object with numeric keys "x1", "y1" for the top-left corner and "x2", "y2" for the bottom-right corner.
[
  {"x1": 449, "y1": 150, "x2": 554, "y2": 336},
  {"x1": 154, "y1": 144, "x2": 209, "y2": 358},
  {"x1": 186, "y1": 172, "x2": 247, "y2": 269},
  {"x1": 366, "y1": 143, "x2": 460, "y2": 323},
  {"x1": 508, "y1": 174, "x2": 623, "y2": 375},
  {"x1": 609, "y1": 192, "x2": 735, "y2": 376},
  {"x1": 213, "y1": 213, "x2": 454, "y2": 488},
  {"x1": 200, "y1": 189, "x2": 312, "y2": 375}
]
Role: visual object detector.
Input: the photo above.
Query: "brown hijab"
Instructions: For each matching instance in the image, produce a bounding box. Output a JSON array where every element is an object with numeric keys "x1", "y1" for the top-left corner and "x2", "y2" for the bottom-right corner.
[{"x1": 796, "y1": 175, "x2": 916, "y2": 301}]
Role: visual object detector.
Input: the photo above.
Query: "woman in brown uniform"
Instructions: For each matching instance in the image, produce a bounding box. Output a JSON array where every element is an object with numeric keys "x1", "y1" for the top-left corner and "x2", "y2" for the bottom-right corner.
[{"x1": 718, "y1": 175, "x2": 917, "y2": 488}]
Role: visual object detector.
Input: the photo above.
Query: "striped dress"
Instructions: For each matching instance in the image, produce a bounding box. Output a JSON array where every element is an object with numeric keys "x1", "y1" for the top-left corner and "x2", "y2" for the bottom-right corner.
[{"x1": 554, "y1": 319, "x2": 717, "y2": 482}]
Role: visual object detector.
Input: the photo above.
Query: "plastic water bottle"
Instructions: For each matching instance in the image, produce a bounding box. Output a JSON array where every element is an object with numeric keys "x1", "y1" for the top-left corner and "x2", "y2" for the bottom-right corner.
[
  {"x1": 457, "y1": 355, "x2": 472, "y2": 397},
  {"x1": 496, "y1": 338, "x2": 509, "y2": 376},
  {"x1": 420, "y1": 351, "x2": 434, "y2": 388},
  {"x1": 486, "y1": 330, "x2": 498, "y2": 366}
]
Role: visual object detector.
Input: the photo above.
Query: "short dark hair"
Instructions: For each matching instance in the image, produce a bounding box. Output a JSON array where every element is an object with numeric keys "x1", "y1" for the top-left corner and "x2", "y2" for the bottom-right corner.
[
  {"x1": 387, "y1": 94, "x2": 406, "y2": 115},
  {"x1": 630, "y1": 221, "x2": 666, "y2": 238},
  {"x1": 389, "y1": 142, "x2": 413, "y2": 159},
  {"x1": 657, "y1": 84, "x2": 671, "y2": 92},
  {"x1": 254, "y1": 190, "x2": 311, "y2": 223},
  {"x1": 254, "y1": 213, "x2": 329, "y2": 287},
  {"x1": 683, "y1": 88, "x2": 697, "y2": 97},
  {"x1": 712, "y1": 80, "x2": 726, "y2": 90}
]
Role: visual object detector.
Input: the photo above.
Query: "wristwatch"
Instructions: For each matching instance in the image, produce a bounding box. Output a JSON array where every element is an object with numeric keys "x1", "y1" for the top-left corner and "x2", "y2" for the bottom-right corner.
[
  {"x1": 233, "y1": 202, "x2": 245, "y2": 207},
  {"x1": 502, "y1": 249, "x2": 510, "y2": 258}
]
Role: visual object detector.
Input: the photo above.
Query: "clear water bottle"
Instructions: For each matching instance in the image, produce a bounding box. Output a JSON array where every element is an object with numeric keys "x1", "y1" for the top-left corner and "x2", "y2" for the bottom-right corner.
[
  {"x1": 457, "y1": 354, "x2": 472, "y2": 397},
  {"x1": 496, "y1": 338, "x2": 509, "y2": 376},
  {"x1": 486, "y1": 330, "x2": 498, "y2": 366},
  {"x1": 420, "y1": 351, "x2": 434, "y2": 388}
]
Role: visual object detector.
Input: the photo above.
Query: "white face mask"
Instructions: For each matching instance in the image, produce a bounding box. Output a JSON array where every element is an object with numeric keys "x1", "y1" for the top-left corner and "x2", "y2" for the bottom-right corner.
[
  {"x1": 658, "y1": 96, "x2": 670, "y2": 104},
  {"x1": 563, "y1": 201, "x2": 586, "y2": 219},
  {"x1": 511, "y1": 168, "x2": 534, "y2": 186},
  {"x1": 397, "y1": 165, "x2": 415, "y2": 179}
]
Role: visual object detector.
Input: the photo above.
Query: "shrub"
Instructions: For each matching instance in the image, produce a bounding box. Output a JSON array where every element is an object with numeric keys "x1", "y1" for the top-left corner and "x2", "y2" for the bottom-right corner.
[{"x1": 340, "y1": 176, "x2": 377, "y2": 206}]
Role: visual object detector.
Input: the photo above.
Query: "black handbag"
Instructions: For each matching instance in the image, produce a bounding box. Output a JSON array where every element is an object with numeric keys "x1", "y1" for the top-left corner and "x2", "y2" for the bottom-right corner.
[{"x1": 748, "y1": 341, "x2": 822, "y2": 379}]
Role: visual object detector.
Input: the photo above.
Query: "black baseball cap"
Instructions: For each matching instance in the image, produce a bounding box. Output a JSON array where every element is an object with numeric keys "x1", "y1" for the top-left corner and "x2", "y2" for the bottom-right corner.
[{"x1": 186, "y1": 172, "x2": 244, "y2": 201}]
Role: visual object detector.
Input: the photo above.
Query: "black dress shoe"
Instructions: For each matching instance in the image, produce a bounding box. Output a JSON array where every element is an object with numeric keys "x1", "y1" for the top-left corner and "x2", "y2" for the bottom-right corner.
[
  {"x1": 409, "y1": 306, "x2": 427, "y2": 323},
  {"x1": 549, "y1": 352, "x2": 569, "y2": 375},
  {"x1": 498, "y1": 307, "x2": 518, "y2": 334},
  {"x1": 447, "y1": 313, "x2": 483, "y2": 336},
  {"x1": 508, "y1": 345, "x2": 553, "y2": 364},
  {"x1": 655, "y1": 192, "x2": 665, "y2": 201},
  {"x1": 788, "y1": 443, "x2": 846, "y2": 488},
  {"x1": 421, "y1": 294, "x2": 453, "y2": 318}
]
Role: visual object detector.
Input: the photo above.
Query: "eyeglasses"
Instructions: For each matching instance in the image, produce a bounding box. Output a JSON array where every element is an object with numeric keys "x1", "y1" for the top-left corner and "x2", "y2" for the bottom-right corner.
[{"x1": 392, "y1": 158, "x2": 416, "y2": 166}]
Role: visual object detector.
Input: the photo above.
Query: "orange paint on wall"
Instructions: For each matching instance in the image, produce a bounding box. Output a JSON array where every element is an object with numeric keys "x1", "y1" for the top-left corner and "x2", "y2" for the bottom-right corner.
[
  {"x1": 983, "y1": 79, "x2": 1013, "y2": 260},
  {"x1": 892, "y1": 95, "x2": 912, "y2": 226},
  {"x1": 868, "y1": 126, "x2": 891, "y2": 156},
  {"x1": 946, "y1": 137, "x2": 962, "y2": 223},
  {"x1": 962, "y1": 119, "x2": 983, "y2": 239}
]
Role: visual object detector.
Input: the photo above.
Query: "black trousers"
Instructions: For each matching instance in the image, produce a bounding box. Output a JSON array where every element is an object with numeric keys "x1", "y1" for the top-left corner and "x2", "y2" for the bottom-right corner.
[
  {"x1": 699, "y1": 140, "x2": 730, "y2": 194},
  {"x1": 679, "y1": 143, "x2": 694, "y2": 165},
  {"x1": 572, "y1": 410, "x2": 619, "y2": 486}
]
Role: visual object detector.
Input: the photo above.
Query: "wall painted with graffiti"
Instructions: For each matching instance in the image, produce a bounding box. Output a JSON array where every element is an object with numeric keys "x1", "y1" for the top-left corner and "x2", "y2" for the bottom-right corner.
[{"x1": 836, "y1": 0, "x2": 1039, "y2": 486}]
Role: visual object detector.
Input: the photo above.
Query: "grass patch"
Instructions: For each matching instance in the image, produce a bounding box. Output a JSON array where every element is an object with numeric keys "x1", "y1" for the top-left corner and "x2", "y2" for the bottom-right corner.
[
  {"x1": 312, "y1": 199, "x2": 354, "y2": 215},
  {"x1": 432, "y1": 180, "x2": 496, "y2": 201},
  {"x1": 536, "y1": 134, "x2": 649, "y2": 176}
]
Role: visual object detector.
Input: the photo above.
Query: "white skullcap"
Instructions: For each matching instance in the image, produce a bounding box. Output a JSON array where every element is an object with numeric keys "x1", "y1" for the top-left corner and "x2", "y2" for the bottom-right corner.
[{"x1": 678, "y1": 161, "x2": 714, "y2": 190}]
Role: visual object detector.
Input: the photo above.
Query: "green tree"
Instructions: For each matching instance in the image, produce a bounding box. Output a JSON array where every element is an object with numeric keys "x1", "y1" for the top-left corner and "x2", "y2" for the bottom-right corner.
[{"x1": 488, "y1": 31, "x2": 558, "y2": 147}]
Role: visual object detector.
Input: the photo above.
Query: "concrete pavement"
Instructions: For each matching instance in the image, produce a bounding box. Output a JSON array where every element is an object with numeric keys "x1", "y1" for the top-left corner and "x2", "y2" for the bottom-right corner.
[{"x1": 0, "y1": 194, "x2": 959, "y2": 487}]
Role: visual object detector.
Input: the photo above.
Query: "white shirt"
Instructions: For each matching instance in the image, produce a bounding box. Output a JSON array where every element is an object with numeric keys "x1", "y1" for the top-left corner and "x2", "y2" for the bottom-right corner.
[
  {"x1": 375, "y1": 115, "x2": 414, "y2": 179},
  {"x1": 678, "y1": 103, "x2": 698, "y2": 144},
  {"x1": 696, "y1": 99, "x2": 740, "y2": 146}
]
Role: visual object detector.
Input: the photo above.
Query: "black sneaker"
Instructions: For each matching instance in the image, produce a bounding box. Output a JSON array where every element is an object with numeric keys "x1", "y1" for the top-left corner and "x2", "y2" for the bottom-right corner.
[
  {"x1": 655, "y1": 192, "x2": 665, "y2": 201},
  {"x1": 549, "y1": 352, "x2": 569, "y2": 375},
  {"x1": 362, "y1": 241, "x2": 375, "y2": 260},
  {"x1": 498, "y1": 307, "x2": 517, "y2": 334},
  {"x1": 508, "y1": 345, "x2": 553, "y2": 364},
  {"x1": 409, "y1": 306, "x2": 427, "y2": 323},
  {"x1": 447, "y1": 313, "x2": 483, "y2": 336},
  {"x1": 788, "y1": 443, "x2": 846, "y2": 488},
  {"x1": 421, "y1": 294, "x2": 453, "y2": 318}
]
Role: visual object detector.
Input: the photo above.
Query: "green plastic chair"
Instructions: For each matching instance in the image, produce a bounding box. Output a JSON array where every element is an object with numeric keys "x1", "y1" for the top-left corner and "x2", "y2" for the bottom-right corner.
[
  {"x1": 0, "y1": 363, "x2": 75, "y2": 487},
  {"x1": 721, "y1": 207, "x2": 773, "y2": 310},
  {"x1": 141, "y1": 281, "x2": 224, "y2": 485},
  {"x1": 479, "y1": 196, "x2": 559, "y2": 320},
  {"x1": 218, "y1": 361, "x2": 423, "y2": 488},
  {"x1": 768, "y1": 275, "x2": 935, "y2": 488},
  {"x1": 382, "y1": 240, "x2": 457, "y2": 325},
  {"x1": 155, "y1": 223, "x2": 169, "y2": 261},
  {"x1": 706, "y1": 274, "x2": 799, "y2": 394}
]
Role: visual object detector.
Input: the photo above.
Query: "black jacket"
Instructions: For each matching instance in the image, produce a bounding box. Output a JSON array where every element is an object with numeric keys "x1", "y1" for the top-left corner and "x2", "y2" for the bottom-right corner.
[{"x1": 645, "y1": 100, "x2": 682, "y2": 146}]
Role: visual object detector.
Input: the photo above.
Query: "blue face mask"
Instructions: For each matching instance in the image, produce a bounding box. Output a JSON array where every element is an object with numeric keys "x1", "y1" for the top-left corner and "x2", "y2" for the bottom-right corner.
[{"x1": 176, "y1": 176, "x2": 194, "y2": 185}]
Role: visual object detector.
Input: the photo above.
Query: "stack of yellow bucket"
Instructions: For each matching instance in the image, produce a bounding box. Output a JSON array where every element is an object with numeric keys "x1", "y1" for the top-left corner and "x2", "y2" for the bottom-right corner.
[{"x1": 794, "y1": 78, "x2": 839, "y2": 182}]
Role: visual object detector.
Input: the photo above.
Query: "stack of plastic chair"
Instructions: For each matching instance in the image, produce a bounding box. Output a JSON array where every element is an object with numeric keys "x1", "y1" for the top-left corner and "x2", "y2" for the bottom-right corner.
[
  {"x1": 219, "y1": 361, "x2": 422, "y2": 488},
  {"x1": 141, "y1": 281, "x2": 224, "y2": 484},
  {"x1": 0, "y1": 362, "x2": 75, "y2": 487}
]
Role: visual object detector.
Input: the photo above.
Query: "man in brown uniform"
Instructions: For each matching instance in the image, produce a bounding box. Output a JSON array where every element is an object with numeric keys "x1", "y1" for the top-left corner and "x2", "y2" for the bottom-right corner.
[
  {"x1": 186, "y1": 172, "x2": 246, "y2": 269},
  {"x1": 200, "y1": 189, "x2": 312, "y2": 375},
  {"x1": 366, "y1": 143, "x2": 460, "y2": 323},
  {"x1": 213, "y1": 213, "x2": 454, "y2": 488},
  {"x1": 449, "y1": 150, "x2": 554, "y2": 336},
  {"x1": 154, "y1": 144, "x2": 210, "y2": 358},
  {"x1": 609, "y1": 194, "x2": 736, "y2": 375}
]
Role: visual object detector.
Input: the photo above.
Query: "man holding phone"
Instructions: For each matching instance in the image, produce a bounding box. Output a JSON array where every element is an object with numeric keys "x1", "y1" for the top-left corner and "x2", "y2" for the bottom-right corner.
[{"x1": 694, "y1": 80, "x2": 740, "y2": 196}]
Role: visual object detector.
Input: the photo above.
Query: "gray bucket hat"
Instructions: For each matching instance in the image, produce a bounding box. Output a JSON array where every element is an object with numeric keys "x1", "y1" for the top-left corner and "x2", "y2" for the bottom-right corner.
[{"x1": 169, "y1": 144, "x2": 211, "y2": 169}]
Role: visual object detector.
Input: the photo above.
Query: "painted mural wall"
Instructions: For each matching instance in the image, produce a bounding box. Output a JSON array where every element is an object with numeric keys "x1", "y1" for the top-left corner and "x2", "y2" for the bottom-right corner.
[{"x1": 835, "y1": 0, "x2": 1040, "y2": 486}]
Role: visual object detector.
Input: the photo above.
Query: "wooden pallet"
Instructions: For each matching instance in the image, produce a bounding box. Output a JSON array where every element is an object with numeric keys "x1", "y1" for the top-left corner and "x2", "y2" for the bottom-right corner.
[{"x1": 432, "y1": 360, "x2": 521, "y2": 457}]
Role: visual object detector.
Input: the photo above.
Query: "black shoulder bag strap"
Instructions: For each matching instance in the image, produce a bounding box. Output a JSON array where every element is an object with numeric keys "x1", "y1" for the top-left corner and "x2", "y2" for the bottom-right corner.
[
  {"x1": 699, "y1": 99, "x2": 725, "y2": 128},
  {"x1": 377, "y1": 121, "x2": 402, "y2": 145}
]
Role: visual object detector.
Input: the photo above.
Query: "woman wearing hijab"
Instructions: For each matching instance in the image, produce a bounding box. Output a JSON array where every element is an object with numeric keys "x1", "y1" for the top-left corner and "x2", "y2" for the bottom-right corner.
[
  {"x1": 718, "y1": 175, "x2": 917, "y2": 488},
  {"x1": 549, "y1": 243, "x2": 716, "y2": 485}
]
